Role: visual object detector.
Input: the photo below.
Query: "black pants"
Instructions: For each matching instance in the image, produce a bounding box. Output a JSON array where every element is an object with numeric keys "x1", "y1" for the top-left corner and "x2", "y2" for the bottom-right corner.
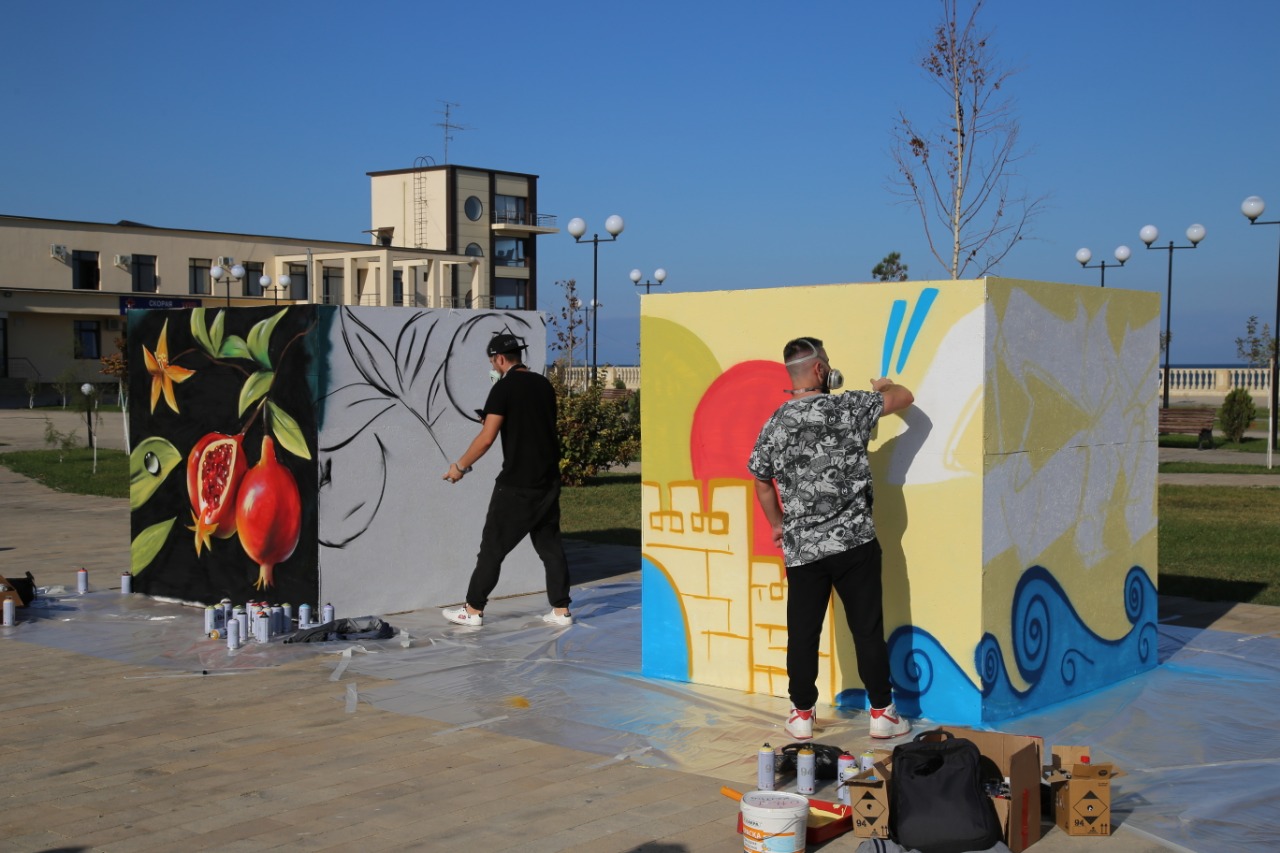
[
  {"x1": 786, "y1": 538, "x2": 893, "y2": 711},
  {"x1": 465, "y1": 482, "x2": 571, "y2": 612}
]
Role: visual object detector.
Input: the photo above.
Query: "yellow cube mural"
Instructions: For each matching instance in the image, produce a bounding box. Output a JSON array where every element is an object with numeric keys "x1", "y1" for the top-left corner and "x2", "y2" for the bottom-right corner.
[{"x1": 639, "y1": 278, "x2": 1160, "y2": 723}]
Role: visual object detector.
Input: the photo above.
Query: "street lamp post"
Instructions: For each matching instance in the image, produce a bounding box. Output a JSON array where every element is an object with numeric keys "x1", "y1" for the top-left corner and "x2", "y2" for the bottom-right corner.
[
  {"x1": 1074, "y1": 246, "x2": 1132, "y2": 288},
  {"x1": 1241, "y1": 195, "x2": 1280, "y2": 453},
  {"x1": 259, "y1": 274, "x2": 291, "y2": 306},
  {"x1": 211, "y1": 261, "x2": 246, "y2": 308},
  {"x1": 629, "y1": 267, "x2": 667, "y2": 295},
  {"x1": 1141, "y1": 223, "x2": 1206, "y2": 410},
  {"x1": 567, "y1": 215, "x2": 625, "y2": 384}
]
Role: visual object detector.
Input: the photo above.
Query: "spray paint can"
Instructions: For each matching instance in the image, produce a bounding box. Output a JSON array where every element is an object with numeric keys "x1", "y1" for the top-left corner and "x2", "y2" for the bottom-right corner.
[
  {"x1": 837, "y1": 753, "x2": 857, "y2": 805},
  {"x1": 797, "y1": 746, "x2": 816, "y2": 795},
  {"x1": 270, "y1": 605, "x2": 284, "y2": 636},
  {"x1": 77, "y1": 568, "x2": 88, "y2": 594},
  {"x1": 757, "y1": 743, "x2": 776, "y2": 791},
  {"x1": 254, "y1": 610, "x2": 270, "y2": 643},
  {"x1": 2, "y1": 598, "x2": 14, "y2": 627},
  {"x1": 322, "y1": 603, "x2": 334, "y2": 624},
  {"x1": 282, "y1": 603, "x2": 293, "y2": 631},
  {"x1": 234, "y1": 607, "x2": 248, "y2": 642},
  {"x1": 120, "y1": 572, "x2": 132, "y2": 594},
  {"x1": 204, "y1": 606, "x2": 217, "y2": 635},
  {"x1": 859, "y1": 750, "x2": 877, "y2": 772},
  {"x1": 220, "y1": 598, "x2": 233, "y2": 627},
  {"x1": 298, "y1": 603, "x2": 312, "y2": 628},
  {"x1": 226, "y1": 616, "x2": 240, "y2": 650}
]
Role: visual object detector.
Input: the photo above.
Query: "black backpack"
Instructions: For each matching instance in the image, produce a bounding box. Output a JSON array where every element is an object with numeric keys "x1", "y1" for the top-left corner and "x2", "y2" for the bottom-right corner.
[{"x1": 889, "y1": 730, "x2": 1003, "y2": 853}]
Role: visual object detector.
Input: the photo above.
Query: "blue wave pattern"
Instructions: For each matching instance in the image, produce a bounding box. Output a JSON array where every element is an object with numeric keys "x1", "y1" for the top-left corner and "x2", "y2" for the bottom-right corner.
[{"x1": 849, "y1": 566, "x2": 1159, "y2": 724}]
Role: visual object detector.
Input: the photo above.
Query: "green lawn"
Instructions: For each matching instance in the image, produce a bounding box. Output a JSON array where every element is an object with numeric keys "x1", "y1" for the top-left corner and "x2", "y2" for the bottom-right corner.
[
  {"x1": 559, "y1": 471, "x2": 641, "y2": 546},
  {"x1": 1158, "y1": 485, "x2": 1280, "y2": 606},
  {"x1": 0, "y1": 448, "x2": 128, "y2": 498},
  {"x1": 1159, "y1": 461, "x2": 1280, "y2": 475}
]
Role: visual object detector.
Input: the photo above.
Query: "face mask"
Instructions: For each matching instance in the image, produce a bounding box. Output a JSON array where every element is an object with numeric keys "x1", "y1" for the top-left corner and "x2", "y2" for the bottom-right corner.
[
  {"x1": 823, "y1": 368, "x2": 844, "y2": 393},
  {"x1": 489, "y1": 369, "x2": 502, "y2": 385}
]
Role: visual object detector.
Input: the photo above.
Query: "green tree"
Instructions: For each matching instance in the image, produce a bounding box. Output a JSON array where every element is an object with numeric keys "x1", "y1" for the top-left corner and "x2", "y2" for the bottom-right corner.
[
  {"x1": 890, "y1": 0, "x2": 1045, "y2": 279},
  {"x1": 872, "y1": 252, "x2": 909, "y2": 282},
  {"x1": 550, "y1": 374, "x2": 639, "y2": 486},
  {"x1": 1235, "y1": 315, "x2": 1276, "y2": 368},
  {"x1": 546, "y1": 278, "x2": 586, "y2": 390},
  {"x1": 1219, "y1": 387, "x2": 1257, "y2": 444}
]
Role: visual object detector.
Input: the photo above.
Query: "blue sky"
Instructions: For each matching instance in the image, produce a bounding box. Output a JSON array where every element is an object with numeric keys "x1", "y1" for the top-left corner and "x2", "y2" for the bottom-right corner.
[{"x1": 5, "y1": 0, "x2": 1280, "y2": 366}]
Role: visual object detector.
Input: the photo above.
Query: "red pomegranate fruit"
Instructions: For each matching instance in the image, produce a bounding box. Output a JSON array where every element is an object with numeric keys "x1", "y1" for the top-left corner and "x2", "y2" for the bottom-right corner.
[
  {"x1": 186, "y1": 432, "x2": 247, "y2": 555},
  {"x1": 236, "y1": 436, "x2": 302, "y2": 590}
]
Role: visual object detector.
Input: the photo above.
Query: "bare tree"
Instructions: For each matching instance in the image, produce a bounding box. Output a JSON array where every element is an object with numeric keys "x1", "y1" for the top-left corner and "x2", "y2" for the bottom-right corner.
[
  {"x1": 547, "y1": 278, "x2": 586, "y2": 389},
  {"x1": 890, "y1": 0, "x2": 1045, "y2": 279}
]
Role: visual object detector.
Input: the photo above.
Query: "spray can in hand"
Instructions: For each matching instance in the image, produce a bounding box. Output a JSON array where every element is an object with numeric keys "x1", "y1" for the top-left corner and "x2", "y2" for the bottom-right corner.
[
  {"x1": 757, "y1": 743, "x2": 775, "y2": 791},
  {"x1": 797, "y1": 746, "x2": 816, "y2": 795}
]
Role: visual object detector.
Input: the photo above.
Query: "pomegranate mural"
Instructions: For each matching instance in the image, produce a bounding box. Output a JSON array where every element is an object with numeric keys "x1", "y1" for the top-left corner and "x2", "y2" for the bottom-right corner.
[{"x1": 128, "y1": 306, "x2": 318, "y2": 605}]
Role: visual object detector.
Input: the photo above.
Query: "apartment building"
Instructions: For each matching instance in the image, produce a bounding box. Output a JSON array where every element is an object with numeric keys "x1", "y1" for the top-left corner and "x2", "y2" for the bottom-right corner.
[{"x1": 0, "y1": 163, "x2": 556, "y2": 385}]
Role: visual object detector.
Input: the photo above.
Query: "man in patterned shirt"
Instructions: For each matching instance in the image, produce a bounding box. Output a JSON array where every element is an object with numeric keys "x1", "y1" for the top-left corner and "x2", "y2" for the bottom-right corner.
[{"x1": 747, "y1": 337, "x2": 915, "y2": 741}]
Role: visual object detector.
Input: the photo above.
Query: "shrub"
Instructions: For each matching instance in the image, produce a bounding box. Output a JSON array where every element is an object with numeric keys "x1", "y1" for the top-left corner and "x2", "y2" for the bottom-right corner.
[
  {"x1": 551, "y1": 374, "x2": 639, "y2": 486},
  {"x1": 1219, "y1": 387, "x2": 1257, "y2": 444}
]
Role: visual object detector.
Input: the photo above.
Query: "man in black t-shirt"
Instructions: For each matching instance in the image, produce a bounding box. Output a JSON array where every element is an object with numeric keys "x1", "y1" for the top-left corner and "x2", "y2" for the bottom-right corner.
[{"x1": 440, "y1": 332, "x2": 572, "y2": 628}]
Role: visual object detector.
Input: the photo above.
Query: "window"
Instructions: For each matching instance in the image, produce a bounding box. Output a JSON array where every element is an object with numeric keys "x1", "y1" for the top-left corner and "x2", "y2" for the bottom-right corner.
[
  {"x1": 189, "y1": 258, "x2": 211, "y2": 295},
  {"x1": 322, "y1": 267, "x2": 343, "y2": 305},
  {"x1": 494, "y1": 195, "x2": 526, "y2": 225},
  {"x1": 132, "y1": 255, "x2": 158, "y2": 292},
  {"x1": 72, "y1": 250, "x2": 100, "y2": 290},
  {"x1": 74, "y1": 320, "x2": 101, "y2": 359},
  {"x1": 464, "y1": 196, "x2": 484, "y2": 221},
  {"x1": 494, "y1": 237, "x2": 527, "y2": 267},
  {"x1": 465, "y1": 242, "x2": 484, "y2": 257},
  {"x1": 288, "y1": 264, "x2": 309, "y2": 301},
  {"x1": 243, "y1": 262, "x2": 264, "y2": 297},
  {"x1": 392, "y1": 270, "x2": 404, "y2": 306},
  {"x1": 493, "y1": 279, "x2": 527, "y2": 310}
]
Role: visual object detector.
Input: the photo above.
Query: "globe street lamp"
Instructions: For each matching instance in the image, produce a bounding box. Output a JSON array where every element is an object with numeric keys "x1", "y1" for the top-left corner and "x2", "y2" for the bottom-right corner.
[
  {"x1": 1074, "y1": 246, "x2": 1131, "y2": 288},
  {"x1": 567, "y1": 215, "x2": 625, "y2": 383},
  {"x1": 1241, "y1": 195, "x2": 1280, "y2": 454},
  {"x1": 630, "y1": 267, "x2": 667, "y2": 295},
  {"x1": 211, "y1": 261, "x2": 245, "y2": 308},
  {"x1": 1142, "y1": 223, "x2": 1206, "y2": 410},
  {"x1": 259, "y1": 273, "x2": 291, "y2": 306}
]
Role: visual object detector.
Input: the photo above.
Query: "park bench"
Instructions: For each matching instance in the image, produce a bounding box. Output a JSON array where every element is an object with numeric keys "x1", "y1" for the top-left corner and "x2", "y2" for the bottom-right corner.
[
  {"x1": 600, "y1": 387, "x2": 634, "y2": 402},
  {"x1": 1158, "y1": 407, "x2": 1215, "y2": 450}
]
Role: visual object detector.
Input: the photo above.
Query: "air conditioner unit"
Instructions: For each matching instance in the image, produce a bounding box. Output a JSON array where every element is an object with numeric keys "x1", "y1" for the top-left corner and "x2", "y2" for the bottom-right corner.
[
  {"x1": 215, "y1": 256, "x2": 235, "y2": 268},
  {"x1": 114, "y1": 254, "x2": 131, "y2": 268},
  {"x1": 50, "y1": 244, "x2": 69, "y2": 260}
]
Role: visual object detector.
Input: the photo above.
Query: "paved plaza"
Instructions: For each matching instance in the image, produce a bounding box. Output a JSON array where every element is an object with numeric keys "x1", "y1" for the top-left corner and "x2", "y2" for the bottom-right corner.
[{"x1": 2, "y1": 408, "x2": 1277, "y2": 851}]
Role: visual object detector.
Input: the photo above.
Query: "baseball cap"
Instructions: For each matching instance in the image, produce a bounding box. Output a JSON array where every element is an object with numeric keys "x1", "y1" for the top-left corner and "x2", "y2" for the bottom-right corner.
[{"x1": 486, "y1": 333, "x2": 527, "y2": 357}]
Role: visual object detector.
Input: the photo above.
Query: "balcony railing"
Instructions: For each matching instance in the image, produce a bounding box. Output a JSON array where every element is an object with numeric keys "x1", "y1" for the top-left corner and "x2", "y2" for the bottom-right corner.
[
  {"x1": 1159, "y1": 367, "x2": 1272, "y2": 401},
  {"x1": 492, "y1": 211, "x2": 557, "y2": 228}
]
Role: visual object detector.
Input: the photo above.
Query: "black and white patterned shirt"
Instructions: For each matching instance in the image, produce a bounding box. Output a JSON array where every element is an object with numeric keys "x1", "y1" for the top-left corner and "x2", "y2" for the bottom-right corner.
[{"x1": 747, "y1": 391, "x2": 883, "y2": 568}]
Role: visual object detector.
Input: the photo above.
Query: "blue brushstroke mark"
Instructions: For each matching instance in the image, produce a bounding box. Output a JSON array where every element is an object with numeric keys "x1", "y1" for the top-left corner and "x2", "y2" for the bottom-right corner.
[
  {"x1": 975, "y1": 566, "x2": 1158, "y2": 721},
  {"x1": 884, "y1": 624, "x2": 982, "y2": 723},
  {"x1": 640, "y1": 555, "x2": 689, "y2": 682},
  {"x1": 880, "y1": 300, "x2": 906, "y2": 377},
  {"x1": 895, "y1": 287, "x2": 939, "y2": 373}
]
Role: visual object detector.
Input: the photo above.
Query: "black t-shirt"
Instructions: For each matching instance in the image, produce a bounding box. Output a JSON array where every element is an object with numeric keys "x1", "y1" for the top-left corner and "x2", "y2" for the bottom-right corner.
[{"x1": 481, "y1": 368, "x2": 561, "y2": 488}]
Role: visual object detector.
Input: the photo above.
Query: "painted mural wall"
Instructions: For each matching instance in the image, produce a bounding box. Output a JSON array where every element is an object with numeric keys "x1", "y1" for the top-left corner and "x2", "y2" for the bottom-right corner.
[
  {"x1": 639, "y1": 278, "x2": 1160, "y2": 723},
  {"x1": 128, "y1": 305, "x2": 548, "y2": 617}
]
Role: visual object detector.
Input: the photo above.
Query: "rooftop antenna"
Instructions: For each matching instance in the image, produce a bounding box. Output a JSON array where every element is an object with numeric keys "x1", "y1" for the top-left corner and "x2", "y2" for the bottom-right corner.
[{"x1": 436, "y1": 101, "x2": 469, "y2": 164}]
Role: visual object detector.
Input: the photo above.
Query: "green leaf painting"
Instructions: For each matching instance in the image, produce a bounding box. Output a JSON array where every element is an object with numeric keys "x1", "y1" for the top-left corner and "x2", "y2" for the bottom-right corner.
[
  {"x1": 218, "y1": 334, "x2": 251, "y2": 360},
  {"x1": 238, "y1": 370, "x2": 275, "y2": 416},
  {"x1": 129, "y1": 436, "x2": 181, "y2": 510},
  {"x1": 131, "y1": 517, "x2": 176, "y2": 575},
  {"x1": 248, "y1": 309, "x2": 288, "y2": 369},
  {"x1": 268, "y1": 401, "x2": 312, "y2": 460}
]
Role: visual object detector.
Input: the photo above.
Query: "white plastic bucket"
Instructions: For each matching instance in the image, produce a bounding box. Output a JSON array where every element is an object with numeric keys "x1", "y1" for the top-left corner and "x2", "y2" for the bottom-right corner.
[{"x1": 741, "y1": 790, "x2": 808, "y2": 853}]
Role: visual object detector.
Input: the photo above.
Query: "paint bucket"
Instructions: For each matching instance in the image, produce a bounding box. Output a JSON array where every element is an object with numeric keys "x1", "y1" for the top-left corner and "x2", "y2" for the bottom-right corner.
[{"x1": 740, "y1": 790, "x2": 808, "y2": 853}]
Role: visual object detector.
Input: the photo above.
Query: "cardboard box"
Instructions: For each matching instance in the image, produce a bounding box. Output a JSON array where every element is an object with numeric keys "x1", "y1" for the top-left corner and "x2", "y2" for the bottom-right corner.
[
  {"x1": 1044, "y1": 746, "x2": 1125, "y2": 837},
  {"x1": 909, "y1": 727, "x2": 1044, "y2": 853},
  {"x1": 845, "y1": 751, "x2": 893, "y2": 839}
]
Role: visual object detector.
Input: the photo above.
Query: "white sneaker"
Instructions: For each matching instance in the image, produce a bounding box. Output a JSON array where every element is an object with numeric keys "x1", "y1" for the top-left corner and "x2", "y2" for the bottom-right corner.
[
  {"x1": 785, "y1": 707, "x2": 815, "y2": 740},
  {"x1": 869, "y1": 703, "x2": 911, "y2": 739},
  {"x1": 442, "y1": 605, "x2": 482, "y2": 627},
  {"x1": 542, "y1": 609, "x2": 573, "y2": 626}
]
